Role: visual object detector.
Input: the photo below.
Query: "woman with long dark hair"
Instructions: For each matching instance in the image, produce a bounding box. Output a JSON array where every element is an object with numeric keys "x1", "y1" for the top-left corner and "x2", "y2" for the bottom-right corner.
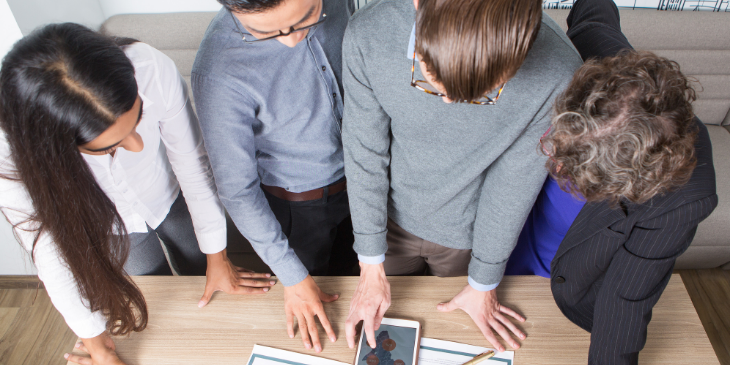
[{"x1": 0, "y1": 23, "x2": 274, "y2": 364}]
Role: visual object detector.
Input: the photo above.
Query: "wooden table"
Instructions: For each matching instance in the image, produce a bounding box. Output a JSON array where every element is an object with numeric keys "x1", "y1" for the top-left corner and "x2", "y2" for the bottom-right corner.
[{"x1": 66, "y1": 274, "x2": 719, "y2": 365}]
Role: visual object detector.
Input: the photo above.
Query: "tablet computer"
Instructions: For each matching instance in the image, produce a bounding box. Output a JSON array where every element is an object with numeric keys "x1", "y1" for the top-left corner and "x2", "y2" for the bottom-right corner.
[{"x1": 354, "y1": 318, "x2": 421, "y2": 365}]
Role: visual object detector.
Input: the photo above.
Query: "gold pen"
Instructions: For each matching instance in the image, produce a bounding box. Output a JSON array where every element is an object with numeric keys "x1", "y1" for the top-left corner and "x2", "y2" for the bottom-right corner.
[{"x1": 460, "y1": 350, "x2": 495, "y2": 365}]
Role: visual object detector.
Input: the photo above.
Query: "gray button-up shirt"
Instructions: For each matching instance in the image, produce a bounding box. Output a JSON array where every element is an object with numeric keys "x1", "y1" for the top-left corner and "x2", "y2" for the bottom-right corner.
[{"x1": 192, "y1": 0, "x2": 354, "y2": 286}]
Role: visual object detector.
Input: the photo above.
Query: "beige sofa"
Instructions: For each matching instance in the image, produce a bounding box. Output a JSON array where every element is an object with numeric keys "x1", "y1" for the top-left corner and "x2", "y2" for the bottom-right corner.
[{"x1": 100, "y1": 8, "x2": 730, "y2": 270}]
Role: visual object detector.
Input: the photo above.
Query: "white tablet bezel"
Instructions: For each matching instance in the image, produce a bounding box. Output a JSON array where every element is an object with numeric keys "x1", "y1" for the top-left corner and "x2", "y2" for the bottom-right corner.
[{"x1": 353, "y1": 317, "x2": 421, "y2": 365}]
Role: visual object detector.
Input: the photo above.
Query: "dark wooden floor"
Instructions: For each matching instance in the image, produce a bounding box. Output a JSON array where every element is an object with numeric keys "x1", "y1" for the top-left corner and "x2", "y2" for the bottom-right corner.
[{"x1": 0, "y1": 269, "x2": 728, "y2": 365}]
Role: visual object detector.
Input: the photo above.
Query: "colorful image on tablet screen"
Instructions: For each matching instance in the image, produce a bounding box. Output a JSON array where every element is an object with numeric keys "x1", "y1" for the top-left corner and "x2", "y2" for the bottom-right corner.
[{"x1": 357, "y1": 324, "x2": 417, "y2": 365}]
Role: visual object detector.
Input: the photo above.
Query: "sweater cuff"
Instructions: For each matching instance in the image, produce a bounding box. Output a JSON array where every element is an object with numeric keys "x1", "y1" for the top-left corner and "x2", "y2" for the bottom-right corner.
[
  {"x1": 358, "y1": 254, "x2": 385, "y2": 265},
  {"x1": 467, "y1": 256, "x2": 507, "y2": 288},
  {"x1": 353, "y1": 230, "x2": 388, "y2": 257},
  {"x1": 468, "y1": 276, "x2": 500, "y2": 292}
]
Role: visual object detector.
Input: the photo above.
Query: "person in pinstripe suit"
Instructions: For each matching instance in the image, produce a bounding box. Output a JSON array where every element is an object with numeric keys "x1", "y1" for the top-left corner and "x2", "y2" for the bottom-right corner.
[{"x1": 512, "y1": 0, "x2": 718, "y2": 363}]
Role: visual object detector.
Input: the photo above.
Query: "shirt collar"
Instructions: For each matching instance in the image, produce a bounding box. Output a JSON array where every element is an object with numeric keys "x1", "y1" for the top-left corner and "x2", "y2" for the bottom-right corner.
[
  {"x1": 407, "y1": 23, "x2": 417, "y2": 60},
  {"x1": 138, "y1": 90, "x2": 153, "y2": 110}
]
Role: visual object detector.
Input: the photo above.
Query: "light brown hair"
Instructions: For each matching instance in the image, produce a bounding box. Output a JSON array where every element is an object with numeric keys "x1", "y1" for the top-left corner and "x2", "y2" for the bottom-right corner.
[
  {"x1": 415, "y1": 0, "x2": 542, "y2": 102},
  {"x1": 543, "y1": 50, "x2": 698, "y2": 205}
]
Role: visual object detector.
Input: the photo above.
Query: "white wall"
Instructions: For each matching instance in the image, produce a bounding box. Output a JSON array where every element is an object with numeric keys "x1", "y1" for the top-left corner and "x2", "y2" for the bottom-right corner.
[
  {"x1": 98, "y1": 0, "x2": 221, "y2": 19},
  {"x1": 8, "y1": 0, "x2": 222, "y2": 35},
  {"x1": 7, "y1": 0, "x2": 106, "y2": 35},
  {"x1": 0, "y1": 0, "x2": 36, "y2": 276}
]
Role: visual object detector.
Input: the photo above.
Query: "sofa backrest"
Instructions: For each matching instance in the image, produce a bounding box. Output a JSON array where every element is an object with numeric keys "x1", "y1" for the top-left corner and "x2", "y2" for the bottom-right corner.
[
  {"x1": 545, "y1": 9, "x2": 730, "y2": 126},
  {"x1": 101, "y1": 9, "x2": 730, "y2": 126},
  {"x1": 100, "y1": 12, "x2": 218, "y2": 105}
]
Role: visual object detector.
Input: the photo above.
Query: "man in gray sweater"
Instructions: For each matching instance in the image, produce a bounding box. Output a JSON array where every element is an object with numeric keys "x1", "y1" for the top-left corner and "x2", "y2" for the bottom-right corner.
[{"x1": 342, "y1": 0, "x2": 582, "y2": 351}]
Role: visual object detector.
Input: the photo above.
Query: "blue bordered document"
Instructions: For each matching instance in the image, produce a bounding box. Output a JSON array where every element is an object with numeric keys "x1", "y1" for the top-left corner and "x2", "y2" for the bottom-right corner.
[
  {"x1": 419, "y1": 338, "x2": 515, "y2": 365},
  {"x1": 246, "y1": 345, "x2": 349, "y2": 365}
]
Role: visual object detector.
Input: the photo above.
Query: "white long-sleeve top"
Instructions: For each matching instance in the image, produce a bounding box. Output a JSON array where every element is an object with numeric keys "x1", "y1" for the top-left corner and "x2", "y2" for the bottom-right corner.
[{"x1": 0, "y1": 42, "x2": 226, "y2": 338}]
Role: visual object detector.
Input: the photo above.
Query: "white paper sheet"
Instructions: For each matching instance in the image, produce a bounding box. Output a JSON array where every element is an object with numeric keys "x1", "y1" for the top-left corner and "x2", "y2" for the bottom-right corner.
[
  {"x1": 418, "y1": 338, "x2": 515, "y2": 365},
  {"x1": 246, "y1": 345, "x2": 350, "y2": 365}
]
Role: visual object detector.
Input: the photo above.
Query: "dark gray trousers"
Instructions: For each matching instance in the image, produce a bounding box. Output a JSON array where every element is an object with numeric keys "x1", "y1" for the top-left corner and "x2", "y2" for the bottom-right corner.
[{"x1": 124, "y1": 191, "x2": 207, "y2": 276}]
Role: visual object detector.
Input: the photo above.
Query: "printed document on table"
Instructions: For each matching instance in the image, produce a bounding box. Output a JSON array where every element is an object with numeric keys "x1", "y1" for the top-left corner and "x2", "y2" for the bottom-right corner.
[
  {"x1": 419, "y1": 338, "x2": 515, "y2": 365},
  {"x1": 246, "y1": 345, "x2": 349, "y2": 365}
]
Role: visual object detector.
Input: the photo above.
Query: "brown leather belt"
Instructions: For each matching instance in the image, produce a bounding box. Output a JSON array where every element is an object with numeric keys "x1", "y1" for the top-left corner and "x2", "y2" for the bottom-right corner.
[{"x1": 261, "y1": 179, "x2": 347, "y2": 202}]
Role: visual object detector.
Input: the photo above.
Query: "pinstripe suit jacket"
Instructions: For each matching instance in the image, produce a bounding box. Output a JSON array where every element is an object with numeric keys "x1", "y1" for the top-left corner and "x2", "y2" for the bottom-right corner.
[{"x1": 551, "y1": 1, "x2": 719, "y2": 364}]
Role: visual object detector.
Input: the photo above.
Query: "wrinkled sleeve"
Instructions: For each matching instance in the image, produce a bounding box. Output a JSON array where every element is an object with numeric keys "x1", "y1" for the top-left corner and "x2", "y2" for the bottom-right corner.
[
  {"x1": 468, "y1": 99, "x2": 553, "y2": 287},
  {"x1": 191, "y1": 72, "x2": 308, "y2": 286},
  {"x1": 341, "y1": 22, "x2": 393, "y2": 259},
  {"x1": 153, "y1": 47, "x2": 227, "y2": 255}
]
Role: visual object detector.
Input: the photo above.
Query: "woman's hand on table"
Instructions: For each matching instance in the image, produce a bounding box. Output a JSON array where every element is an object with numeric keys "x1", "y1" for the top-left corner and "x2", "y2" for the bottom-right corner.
[
  {"x1": 284, "y1": 275, "x2": 338, "y2": 353},
  {"x1": 198, "y1": 249, "x2": 276, "y2": 308},
  {"x1": 345, "y1": 262, "x2": 391, "y2": 349},
  {"x1": 437, "y1": 284, "x2": 526, "y2": 352},
  {"x1": 64, "y1": 332, "x2": 126, "y2": 365}
]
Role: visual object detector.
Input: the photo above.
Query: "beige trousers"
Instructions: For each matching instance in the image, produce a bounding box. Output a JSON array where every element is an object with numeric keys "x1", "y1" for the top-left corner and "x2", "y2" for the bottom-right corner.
[{"x1": 384, "y1": 219, "x2": 472, "y2": 277}]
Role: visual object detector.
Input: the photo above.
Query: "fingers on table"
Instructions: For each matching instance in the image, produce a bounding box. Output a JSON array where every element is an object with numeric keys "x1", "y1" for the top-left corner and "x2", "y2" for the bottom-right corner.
[
  {"x1": 499, "y1": 304, "x2": 526, "y2": 322},
  {"x1": 64, "y1": 353, "x2": 92, "y2": 365},
  {"x1": 286, "y1": 310, "x2": 295, "y2": 338},
  {"x1": 315, "y1": 306, "x2": 337, "y2": 343},
  {"x1": 495, "y1": 311, "x2": 526, "y2": 340},
  {"x1": 319, "y1": 290, "x2": 339, "y2": 303},
  {"x1": 232, "y1": 285, "x2": 269, "y2": 294},
  {"x1": 238, "y1": 277, "x2": 275, "y2": 288},
  {"x1": 75, "y1": 342, "x2": 89, "y2": 353},
  {"x1": 240, "y1": 271, "x2": 271, "y2": 278},
  {"x1": 295, "y1": 311, "x2": 312, "y2": 350},
  {"x1": 475, "y1": 317, "x2": 505, "y2": 352},
  {"x1": 489, "y1": 316, "x2": 520, "y2": 349},
  {"x1": 304, "y1": 311, "x2": 322, "y2": 352}
]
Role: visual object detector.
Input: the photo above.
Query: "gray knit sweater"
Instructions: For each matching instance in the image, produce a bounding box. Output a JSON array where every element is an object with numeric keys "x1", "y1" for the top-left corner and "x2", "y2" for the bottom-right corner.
[{"x1": 342, "y1": 0, "x2": 582, "y2": 286}]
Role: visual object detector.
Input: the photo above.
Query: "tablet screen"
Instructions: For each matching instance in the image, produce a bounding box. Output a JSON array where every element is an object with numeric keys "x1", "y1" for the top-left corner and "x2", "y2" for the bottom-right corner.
[{"x1": 357, "y1": 323, "x2": 417, "y2": 365}]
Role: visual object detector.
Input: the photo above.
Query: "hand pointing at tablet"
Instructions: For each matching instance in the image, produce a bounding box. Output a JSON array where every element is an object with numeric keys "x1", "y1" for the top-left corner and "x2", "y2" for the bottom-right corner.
[{"x1": 346, "y1": 262, "x2": 391, "y2": 349}]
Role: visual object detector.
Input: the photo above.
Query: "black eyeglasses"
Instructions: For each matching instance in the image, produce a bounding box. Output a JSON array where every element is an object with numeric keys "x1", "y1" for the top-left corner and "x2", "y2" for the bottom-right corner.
[
  {"x1": 410, "y1": 50, "x2": 506, "y2": 105},
  {"x1": 229, "y1": 11, "x2": 327, "y2": 43}
]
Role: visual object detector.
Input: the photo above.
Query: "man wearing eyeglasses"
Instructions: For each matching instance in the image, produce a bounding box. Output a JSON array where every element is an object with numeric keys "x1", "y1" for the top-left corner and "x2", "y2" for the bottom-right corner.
[
  {"x1": 191, "y1": 0, "x2": 356, "y2": 353},
  {"x1": 342, "y1": 0, "x2": 583, "y2": 352}
]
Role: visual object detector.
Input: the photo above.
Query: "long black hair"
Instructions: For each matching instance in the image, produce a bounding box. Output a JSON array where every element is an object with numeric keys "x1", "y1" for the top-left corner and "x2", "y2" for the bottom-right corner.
[{"x1": 0, "y1": 23, "x2": 147, "y2": 335}]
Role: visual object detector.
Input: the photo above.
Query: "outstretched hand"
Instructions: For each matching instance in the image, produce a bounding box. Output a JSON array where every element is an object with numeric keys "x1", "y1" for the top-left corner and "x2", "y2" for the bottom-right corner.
[
  {"x1": 198, "y1": 249, "x2": 276, "y2": 308},
  {"x1": 284, "y1": 275, "x2": 339, "y2": 352},
  {"x1": 438, "y1": 284, "x2": 526, "y2": 352}
]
